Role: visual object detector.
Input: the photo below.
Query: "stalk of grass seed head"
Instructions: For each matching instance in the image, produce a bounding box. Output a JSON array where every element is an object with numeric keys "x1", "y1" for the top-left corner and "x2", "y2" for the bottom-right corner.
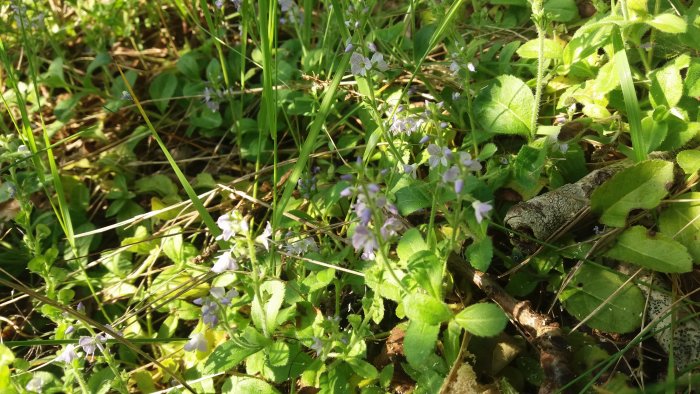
[{"x1": 529, "y1": 0, "x2": 546, "y2": 141}]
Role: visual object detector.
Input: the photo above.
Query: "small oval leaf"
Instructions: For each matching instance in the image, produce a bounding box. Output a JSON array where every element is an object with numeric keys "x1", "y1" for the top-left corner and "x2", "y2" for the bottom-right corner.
[
  {"x1": 605, "y1": 225, "x2": 692, "y2": 273},
  {"x1": 454, "y1": 303, "x2": 507, "y2": 337},
  {"x1": 403, "y1": 293, "x2": 452, "y2": 325}
]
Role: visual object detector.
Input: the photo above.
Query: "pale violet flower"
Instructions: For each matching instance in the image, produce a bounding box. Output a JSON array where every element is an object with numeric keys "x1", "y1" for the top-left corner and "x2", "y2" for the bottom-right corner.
[
  {"x1": 350, "y1": 52, "x2": 372, "y2": 76},
  {"x1": 380, "y1": 217, "x2": 403, "y2": 239},
  {"x1": 284, "y1": 234, "x2": 318, "y2": 255},
  {"x1": 402, "y1": 163, "x2": 418, "y2": 178},
  {"x1": 212, "y1": 251, "x2": 239, "y2": 273},
  {"x1": 442, "y1": 165, "x2": 460, "y2": 184},
  {"x1": 255, "y1": 221, "x2": 273, "y2": 251},
  {"x1": 55, "y1": 344, "x2": 79, "y2": 364},
  {"x1": 472, "y1": 200, "x2": 493, "y2": 224},
  {"x1": 344, "y1": 38, "x2": 354, "y2": 53},
  {"x1": 78, "y1": 336, "x2": 101, "y2": 357},
  {"x1": 467, "y1": 62, "x2": 476, "y2": 72},
  {"x1": 427, "y1": 144, "x2": 452, "y2": 168},
  {"x1": 352, "y1": 224, "x2": 378, "y2": 260},
  {"x1": 25, "y1": 376, "x2": 44, "y2": 392},
  {"x1": 184, "y1": 333, "x2": 208, "y2": 352},
  {"x1": 370, "y1": 52, "x2": 388, "y2": 71},
  {"x1": 368, "y1": 42, "x2": 377, "y2": 52},
  {"x1": 216, "y1": 210, "x2": 248, "y2": 241},
  {"x1": 458, "y1": 152, "x2": 482, "y2": 172},
  {"x1": 310, "y1": 336, "x2": 324, "y2": 357},
  {"x1": 210, "y1": 286, "x2": 239, "y2": 305}
]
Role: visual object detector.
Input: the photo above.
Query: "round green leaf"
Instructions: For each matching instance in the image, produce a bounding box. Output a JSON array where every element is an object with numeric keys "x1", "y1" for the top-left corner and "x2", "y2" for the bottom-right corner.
[
  {"x1": 659, "y1": 192, "x2": 700, "y2": 263},
  {"x1": 605, "y1": 225, "x2": 692, "y2": 273},
  {"x1": 474, "y1": 75, "x2": 534, "y2": 136},
  {"x1": 403, "y1": 293, "x2": 453, "y2": 325},
  {"x1": 149, "y1": 73, "x2": 178, "y2": 113},
  {"x1": 560, "y1": 264, "x2": 644, "y2": 334},
  {"x1": 454, "y1": 303, "x2": 507, "y2": 337},
  {"x1": 590, "y1": 160, "x2": 673, "y2": 227},
  {"x1": 516, "y1": 38, "x2": 564, "y2": 60}
]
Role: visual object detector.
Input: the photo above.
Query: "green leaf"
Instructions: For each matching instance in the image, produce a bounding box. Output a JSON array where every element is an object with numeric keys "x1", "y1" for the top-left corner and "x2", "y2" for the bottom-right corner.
[
  {"x1": 685, "y1": 58, "x2": 700, "y2": 97},
  {"x1": 266, "y1": 341, "x2": 290, "y2": 368},
  {"x1": 414, "y1": 24, "x2": 437, "y2": 61},
  {"x1": 605, "y1": 225, "x2": 692, "y2": 273},
  {"x1": 394, "y1": 183, "x2": 432, "y2": 216},
  {"x1": 407, "y1": 251, "x2": 444, "y2": 299},
  {"x1": 454, "y1": 303, "x2": 507, "y2": 337},
  {"x1": 659, "y1": 192, "x2": 700, "y2": 263},
  {"x1": 252, "y1": 280, "x2": 286, "y2": 336},
  {"x1": 397, "y1": 228, "x2": 429, "y2": 263},
  {"x1": 677, "y1": 150, "x2": 700, "y2": 175},
  {"x1": 560, "y1": 264, "x2": 644, "y2": 333},
  {"x1": 590, "y1": 160, "x2": 673, "y2": 227},
  {"x1": 467, "y1": 237, "x2": 493, "y2": 271},
  {"x1": 650, "y1": 61, "x2": 684, "y2": 108},
  {"x1": 402, "y1": 293, "x2": 453, "y2": 325},
  {"x1": 149, "y1": 73, "x2": 178, "y2": 113},
  {"x1": 646, "y1": 13, "x2": 687, "y2": 34},
  {"x1": 222, "y1": 375, "x2": 280, "y2": 394},
  {"x1": 516, "y1": 39, "x2": 564, "y2": 59},
  {"x1": 135, "y1": 174, "x2": 178, "y2": 197},
  {"x1": 474, "y1": 75, "x2": 534, "y2": 136},
  {"x1": 204, "y1": 341, "x2": 264, "y2": 374},
  {"x1": 640, "y1": 116, "x2": 668, "y2": 152},
  {"x1": 345, "y1": 357, "x2": 378, "y2": 379},
  {"x1": 404, "y1": 321, "x2": 440, "y2": 370},
  {"x1": 544, "y1": 0, "x2": 578, "y2": 22},
  {"x1": 177, "y1": 52, "x2": 200, "y2": 79}
]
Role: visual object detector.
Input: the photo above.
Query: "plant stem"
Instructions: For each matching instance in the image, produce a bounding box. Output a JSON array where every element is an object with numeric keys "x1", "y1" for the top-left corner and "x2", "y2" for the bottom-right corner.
[{"x1": 530, "y1": 0, "x2": 546, "y2": 140}]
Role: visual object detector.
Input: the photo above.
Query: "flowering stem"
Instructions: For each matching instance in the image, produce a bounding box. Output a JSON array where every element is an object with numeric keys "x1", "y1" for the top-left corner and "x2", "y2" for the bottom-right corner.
[{"x1": 529, "y1": 0, "x2": 546, "y2": 141}]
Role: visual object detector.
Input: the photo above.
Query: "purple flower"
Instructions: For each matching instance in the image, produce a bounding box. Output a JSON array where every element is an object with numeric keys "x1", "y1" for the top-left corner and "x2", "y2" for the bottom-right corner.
[
  {"x1": 472, "y1": 200, "x2": 493, "y2": 224},
  {"x1": 458, "y1": 152, "x2": 482, "y2": 172},
  {"x1": 467, "y1": 62, "x2": 476, "y2": 72},
  {"x1": 184, "y1": 333, "x2": 208, "y2": 352},
  {"x1": 419, "y1": 135, "x2": 430, "y2": 144},
  {"x1": 403, "y1": 163, "x2": 418, "y2": 178},
  {"x1": 370, "y1": 52, "x2": 388, "y2": 71},
  {"x1": 212, "y1": 251, "x2": 239, "y2": 273},
  {"x1": 442, "y1": 165, "x2": 460, "y2": 184},
  {"x1": 368, "y1": 42, "x2": 377, "y2": 52},
  {"x1": 353, "y1": 195, "x2": 372, "y2": 225},
  {"x1": 427, "y1": 144, "x2": 452, "y2": 168},
  {"x1": 284, "y1": 235, "x2": 318, "y2": 255},
  {"x1": 455, "y1": 179, "x2": 465, "y2": 194},
  {"x1": 452, "y1": 92, "x2": 461, "y2": 100},
  {"x1": 76, "y1": 302, "x2": 85, "y2": 314},
  {"x1": 310, "y1": 336, "x2": 324, "y2": 357},
  {"x1": 25, "y1": 376, "x2": 44, "y2": 392},
  {"x1": 352, "y1": 225, "x2": 378, "y2": 260},
  {"x1": 380, "y1": 218, "x2": 403, "y2": 239},
  {"x1": 350, "y1": 52, "x2": 372, "y2": 76},
  {"x1": 78, "y1": 336, "x2": 101, "y2": 357},
  {"x1": 55, "y1": 344, "x2": 79, "y2": 364},
  {"x1": 255, "y1": 221, "x2": 273, "y2": 251},
  {"x1": 344, "y1": 38, "x2": 354, "y2": 53},
  {"x1": 215, "y1": 211, "x2": 248, "y2": 241}
]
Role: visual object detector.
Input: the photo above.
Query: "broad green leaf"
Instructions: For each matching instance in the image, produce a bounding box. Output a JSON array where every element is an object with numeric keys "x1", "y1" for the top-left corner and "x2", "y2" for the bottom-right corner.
[
  {"x1": 650, "y1": 61, "x2": 683, "y2": 108},
  {"x1": 397, "y1": 228, "x2": 429, "y2": 263},
  {"x1": 544, "y1": 0, "x2": 578, "y2": 22},
  {"x1": 563, "y1": 22, "x2": 613, "y2": 67},
  {"x1": 676, "y1": 150, "x2": 700, "y2": 175},
  {"x1": 252, "y1": 280, "x2": 286, "y2": 336},
  {"x1": 404, "y1": 321, "x2": 440, "y2": 370},
  {"x1": 582, "y1": 104, "x2": 611, "y2": 119},
  {"x1": 516, "y1": 38, "x2": 564, "y2": 59},
  {"x1": 659, "y1": 192, "x2": 700, "y2": 263},
  {"x1": 560, "y1": 264, "x2": 644, "y2": 333},
  {"x1": 474, "y1": 75, "x2": 534, "y2": 136},
  {"x1": 414, "y1": 24, "x2": 437, "y2": 61},
  {"x1": 394, "y1": 184, "x2": 432, "y2": 216},
  {"x1": 222, "y1": 375, "x2": 280, "y2": 394},
  {"x1": 135, "y1": 174, "x2": 178, "y2": 197},
  {"x1": 177, "y1": 52, "x2": 200, "y2": 79},
  {"x1": 402, "y1": 293, "x2": 452, "y2": 325},
  {"x1": 590, "y1": 160, "x2": 673, "y2": 227},
  {"x1": 454, "y1": 303, "x2": 507, "y2": 337},
  {"x1": 345, "y1": 357, "x2": 378, "y2": 379},
  {"x1": 646, "y1": 13, "x2": 687, "y2": 34},
  {"x1": 149, "y1": 73, "x2": 178, "y2": 113},
  {"x1": 592, "y1": 60, "x2": 619, "y2": 96},
  {"x1": 685, "y1": 58, "x2": 700, "y2": 97},
  {"x1": 467, "y1": 237, "x2": 493, "y2": 271},
  {"x1": 407, "y1": 251, "x2": 444, "y2": 298},
  {"x1": 266, "y1": 341, "x2": 290, "y2": 368},
  {"x1": 640, "y1": 116, "x2": 668, "y2": 152},
  {"x1": 204, "y1": 341, "x2": 264, "y2": 374},
  {"x1": 605, "y1": 225, "x2": 692, "y2": 272}
]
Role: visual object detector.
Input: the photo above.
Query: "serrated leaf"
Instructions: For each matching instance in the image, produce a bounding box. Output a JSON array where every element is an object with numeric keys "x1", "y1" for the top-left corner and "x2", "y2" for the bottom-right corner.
[
  {"x1": 560, "y1": 264, "x2": 644, "y2": 333},
  {"x1": 474, "y1": 75, "x2": 534, "y2": 136},
  {"x1": 640, "y1": 116, "x2": 668, "y2": 152},
  {"x1": 345, "y1": 357, "x2": 378, "y2": 379},
  {"x1": 403, "y1": 293, "x2": 452, "y2": 325},
  {"x1": 659, "y1": 192, "x2": 700, "y2": 263},
  {"x1": 544, "y1": 0, "x2": 578, "y2": 22},
  {"x1": 397, "y1": 228, "x2": 429, "y2": 263},
  {"x1": 407, "y1": 251, "x2": 444, "y2": 298},
  {"x1": 149, "y1": 73, "x2": 178, "y2": 113},
  {"x1": 252, "y1": 281, "x2": 286, "y2": 336},
  {"x1": 467, "y1": 237, "x2": 493, "y2": 271},
  {"x1": 516, "y1": 38, "x2": 564, "y2": 59},
  {"x1": 646, "y1": 13, "x2": 687, "y2": 34},
  {"x1": 605, "y1": 225, "x2": 692, "y2": 272},
  {"x1": 676, "y1": 150, "x2": 700, "y2": 175},
  {"x1": 454, "y1": 303, "x2": 507, "y2": 337},
  {"x1": 394, "y1": 184, "x2": 432, "y2": 216},
  {"x1": 650, "y1": 61, "x2": 683, "y2": 108},
  {"x1": 404, "y1": 321, "x2": 440, "y2": 370},
  {"x1": 590, "y1": 160, "x2": 673, "y2": 227},
  {"x1": 204, "y1": 341, "x2": 264, "y2": 374}
]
